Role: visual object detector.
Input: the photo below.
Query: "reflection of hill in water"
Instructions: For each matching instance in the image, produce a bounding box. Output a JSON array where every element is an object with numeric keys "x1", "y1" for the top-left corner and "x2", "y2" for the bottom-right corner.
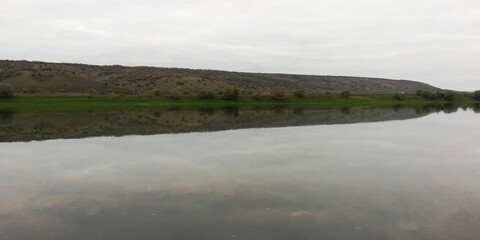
[{"x1": 0, "y1": 104, "x2": 473, "y2": 142}]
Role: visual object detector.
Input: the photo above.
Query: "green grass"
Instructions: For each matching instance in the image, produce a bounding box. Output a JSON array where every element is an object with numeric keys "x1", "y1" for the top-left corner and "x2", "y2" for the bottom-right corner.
[{"x1": 0, "y1": 95, "x2": 474, "y2": 113}]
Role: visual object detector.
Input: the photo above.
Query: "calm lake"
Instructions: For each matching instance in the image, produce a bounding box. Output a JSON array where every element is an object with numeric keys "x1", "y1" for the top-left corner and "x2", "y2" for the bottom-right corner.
[{"x1": 1, "y1": 106, "x2": 479, "y2": 239}]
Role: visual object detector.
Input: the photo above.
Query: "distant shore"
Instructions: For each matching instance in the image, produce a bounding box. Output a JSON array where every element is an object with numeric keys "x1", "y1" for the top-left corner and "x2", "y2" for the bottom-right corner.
[{"x1": 0, "y1": 95, "x2": 476, "y2": 112}]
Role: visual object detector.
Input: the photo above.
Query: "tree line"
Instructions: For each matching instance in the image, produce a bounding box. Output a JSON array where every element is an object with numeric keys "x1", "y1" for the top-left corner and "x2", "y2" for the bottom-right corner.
[{"x1": 1, "y1": 81, "x2": 480, "y2": 102}]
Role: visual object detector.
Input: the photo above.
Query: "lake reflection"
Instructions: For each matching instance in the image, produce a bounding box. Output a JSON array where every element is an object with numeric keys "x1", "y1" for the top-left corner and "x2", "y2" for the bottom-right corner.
[
  {"x1": 1, "y1": 109, "x2": 480, "y2": 240},
  {"x1": 0, "y1": 104, "x2": 472, "y2": 142}
]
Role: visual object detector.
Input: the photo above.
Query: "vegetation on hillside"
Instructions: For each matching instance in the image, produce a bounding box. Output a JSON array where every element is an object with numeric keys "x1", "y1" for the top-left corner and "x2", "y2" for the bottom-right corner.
[
  {"x1": 0, "y1": 83, "x2": 14, "y2": 98},
  {"x1": 198, "y1": 91, "x2": 215, "y2": 100},
  {"x1": 271, "y1": 87, "x2": 290, "y2": 101},
  {"x1": 169, "y1": 86, "x2": 182, "y2": 100},
  {"x1": 2, "y1": 60, "x2": 479, "y2": 105},
  {"x1": 412, "y1": 89, "x2": 480, "y2": 102},
  {"x1": 340, "y1": 90, "x2": 350, "y2": 99},
  {"x1": 473, "y1": 91, "x2": 480, "y2": 101},
  {"x1": 293, "y1": 89, "x2": 305, "y2": 98},
  {"x1": 0, "y1": 60, "x2": 443, "y2": 96},
  {"x1": 223, "y1": 87, "x2": 240, "y2": 100}
]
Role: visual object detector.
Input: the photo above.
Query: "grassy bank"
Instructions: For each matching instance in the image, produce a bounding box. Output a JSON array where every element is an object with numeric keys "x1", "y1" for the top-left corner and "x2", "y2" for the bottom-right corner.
[{"x1": 0, "y1": 95, "x2": 475, "y2": 112}]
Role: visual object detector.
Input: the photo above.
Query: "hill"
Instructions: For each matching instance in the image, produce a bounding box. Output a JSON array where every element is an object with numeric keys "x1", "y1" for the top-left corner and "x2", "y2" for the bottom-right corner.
[{"x1": 0, "y1": 60, "x2": 442, "y2": 96}]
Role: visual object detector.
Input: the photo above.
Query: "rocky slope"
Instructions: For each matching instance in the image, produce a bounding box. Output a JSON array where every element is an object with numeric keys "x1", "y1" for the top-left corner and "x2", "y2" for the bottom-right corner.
[{"x1": 0, "y1": 60, "x2": 442, "y2": 96}]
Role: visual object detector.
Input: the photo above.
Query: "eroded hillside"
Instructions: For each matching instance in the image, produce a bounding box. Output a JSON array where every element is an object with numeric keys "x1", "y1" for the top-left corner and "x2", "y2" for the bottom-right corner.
[{"x1": 0, "y1": 60, "x2": 442, "y2": 96}]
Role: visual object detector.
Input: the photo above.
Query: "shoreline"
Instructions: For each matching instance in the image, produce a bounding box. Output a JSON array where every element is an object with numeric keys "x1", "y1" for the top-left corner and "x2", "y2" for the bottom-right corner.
[{"x1": 0, "y1": 95, "x2": 476, "y2": 112}]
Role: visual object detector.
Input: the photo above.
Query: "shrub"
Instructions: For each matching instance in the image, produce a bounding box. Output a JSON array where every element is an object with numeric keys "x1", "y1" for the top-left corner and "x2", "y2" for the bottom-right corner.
[
  {"x1": 198, "y1": 91, "x2": 215, "y2": 100},
  {"x1": 463, "y1": 92, "x2": 472, "y2": 98},
  {"x1": 443, "y1": 90, "x2": 458, "y2": 102},
  {"x1": 253, "y1": 92, "x2": 263, "y2": 100},
  {"x1": 151, "y1": 88, "x2": 162, "y2": 97},
  {"x1": 393, "y1": 92, "x2": 405, "y2": 100},
  {"x1": 293, "y1": 89, "x2": 305, "y2": 98},
  {"x1": 271, "y1": 87, "x2": 290, "y2": 101},
  {"x1": 421, "y1": 91, "x2": 436, "y2": 100},
  {"x1": 340, "y1": 90, "x2": 350, "y2": 99},
  {"x1": 0, "y1": 83, "x2": 14, "y2": 98},
  {"x1": 472, "y1": 90, "x2": 480, "y2": 101},
  {"x1": 88, "y1": 88, "x2": 99, "y2": 98},
  {"x1": 169, "y1": 86, "x2": 182, "y2": 100},
  {"x1": 22, "y1": 88, "x2": 37, "y2": 94},
  {"x1": 223, "y1": 87, "x2": 239, "y2": 100},
  {"x1": 416, "y1": 90, "x2": 423, "y2": 97}
]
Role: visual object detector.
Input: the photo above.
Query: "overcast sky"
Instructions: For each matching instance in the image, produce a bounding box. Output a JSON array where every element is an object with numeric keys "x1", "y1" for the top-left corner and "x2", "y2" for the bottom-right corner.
[{"x1": 1, "y1": 0, "x2": 479, "y2": 90}]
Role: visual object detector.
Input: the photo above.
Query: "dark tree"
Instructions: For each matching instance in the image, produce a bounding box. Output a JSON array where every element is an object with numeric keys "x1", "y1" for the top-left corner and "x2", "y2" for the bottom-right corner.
[
  {"x1": 472, "y1": 91, "x2": 480, "y2": 101},
  {"x1": 340, "y1": 90, "x2": 350, "y2": 99},
  {"x1": 198, "y1": 91, "x2": 215, "y2": 100},
  {"x1": 293, "y1": 89, "x2": 305, "y2": 98},
  {"x1": 0, "y1": 83, "x2": 14, "y2": 98},
  {"x1": 223, "y1": 87, "x2": 239, "y2": 100},
  {"x1": 152, "y1": 88, "x2": 162, "y2": 97},
  {"x1": 443, "y1": 90, "x2": 458, "y2": 102},
  {"x1": 421, "y1": 91, "x2": 436, "y2": 100},
  {"x1": 393, "y1": 92, "x2": 405, "y2": 100}
]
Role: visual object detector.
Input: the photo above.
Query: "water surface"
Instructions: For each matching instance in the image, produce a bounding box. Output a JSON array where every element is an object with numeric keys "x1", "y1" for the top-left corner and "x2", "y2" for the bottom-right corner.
[
  {"x1": 0, "y1": 104, "x2": 468, "y2": 142},
  {"x1": 0, "y1": 108, "x2": 479, "y2": 239}
]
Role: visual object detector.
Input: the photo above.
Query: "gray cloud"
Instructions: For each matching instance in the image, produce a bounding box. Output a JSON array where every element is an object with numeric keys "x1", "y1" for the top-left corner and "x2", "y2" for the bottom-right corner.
[{"x1": 1, "y1": 0, "x2": 479, "y2": 90}]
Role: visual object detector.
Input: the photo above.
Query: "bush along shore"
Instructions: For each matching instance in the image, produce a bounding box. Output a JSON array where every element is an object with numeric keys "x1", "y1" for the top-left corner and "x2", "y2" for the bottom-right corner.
[{"x1": 0, "y1": 87, "x2": 478, "y2": 113}]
